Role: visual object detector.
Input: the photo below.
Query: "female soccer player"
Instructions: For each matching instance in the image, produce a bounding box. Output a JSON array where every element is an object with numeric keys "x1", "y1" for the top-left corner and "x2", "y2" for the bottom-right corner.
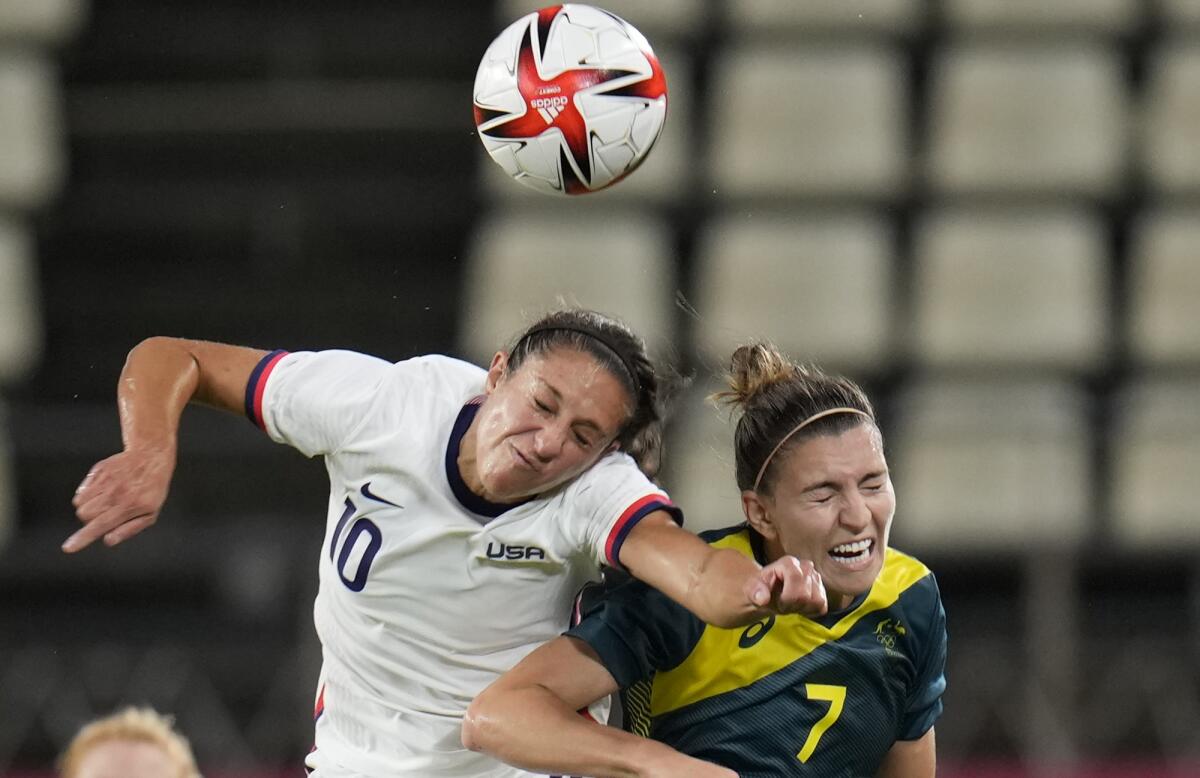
[
  {"x1": 65, "y1": 311, "x2": 826, "y2": 777},
  {"x1": 464, "y1": 342, "x2": 948, "y2": 778}
]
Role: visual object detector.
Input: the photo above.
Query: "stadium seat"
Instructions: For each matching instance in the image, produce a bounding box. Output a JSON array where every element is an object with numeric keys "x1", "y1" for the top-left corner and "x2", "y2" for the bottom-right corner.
[
  {"x1": 660, "y1": 380, "x2": 744, "y2": 535},
  {"x1": 0, "y1": 399, "x2": 12, "y2": 552},
  {"x1": 459, "y1": 209, "x2": 676, "y2": 364},
  {"x1": 942, "y1": 0, "x2": 1142, "y2": 34},
  {"x1": 888, "y1": 377, "x2": 1092, "y2": 552},
  {"x1": 707, "y1": 43, "x2": 908, "y2": 199},
  {"x1": 494, "y1": 0, "x2": 708, "y2": 43},
  {"x1": 1141, "y1": 42, "x2": 1200, "y2": 195},
  {"x1": 925, "y1": 43, "x2": 1128, "y2": 197},
  {"x1": 478, "y1": 47, "x2": 694, "y2": 203},
  {"x1": 0, "y1": 215, "x2": 42, "y2": 385},
  {"x1": 1110, "y1": 377, "x2": 1200, "y2": 550},
  {"x1": 692, "y1": 210, "x2": 895, "y2": 376},
  {"x1": 1127, "y1": 208, "x2": 1200, "y2": 367},
  {"x1": 0, "y1": 51, "x2": 66, "y2": 210},
  {"x1": 720, "y1": 0, "x2": 924, "y2": 37},
  {"x1": 910, "y1": 207, "x2": 1109, "y2": 372},
  {"x1": 0, "y1": 0, "x2": 87, "y2": 45},
  {"x1": 1158, "y1": 0, "x2": 1200, "y2": 28}
]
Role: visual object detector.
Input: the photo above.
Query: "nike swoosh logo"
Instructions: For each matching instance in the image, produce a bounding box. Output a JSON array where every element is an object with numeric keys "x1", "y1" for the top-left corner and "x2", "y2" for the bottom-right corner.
[{"x1": 360, "y1": 482, "x2": 402, "y2": 508}]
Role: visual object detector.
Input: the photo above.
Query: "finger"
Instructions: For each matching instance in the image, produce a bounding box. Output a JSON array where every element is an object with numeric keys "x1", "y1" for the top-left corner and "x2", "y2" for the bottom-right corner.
[
  {"x1": 808, "y1": 570, "x2": 829, "y2": 615},
  {"x1": 103, "y1": 514, "x2": 156, "y2": 547},
  {"x1": 72, "y1": 466, "x2": 105, "y2": 509},
  {"x1": 73, "y1": 486, "x2": 117, "y2": 523},
  {"x1": 774, "y1": 558, "x2": 812, "y2": 610},
  {"x1": 62, "y1": 505, "x2": 139, "y2": 553},
  {"x1": 748, "y1": 564, "x2": 785, "y2": 607}
]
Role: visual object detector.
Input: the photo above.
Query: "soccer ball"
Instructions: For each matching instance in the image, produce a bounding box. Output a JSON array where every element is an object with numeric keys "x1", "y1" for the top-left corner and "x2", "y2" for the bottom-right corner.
[{"x1": 473, "y1": 4, "x2": 668, "y2": 196}]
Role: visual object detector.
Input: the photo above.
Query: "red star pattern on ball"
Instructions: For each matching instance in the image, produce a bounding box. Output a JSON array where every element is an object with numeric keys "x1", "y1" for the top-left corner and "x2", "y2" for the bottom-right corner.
[{"x1": 475, "y1": 6, "x2": 667, "y2": 194}]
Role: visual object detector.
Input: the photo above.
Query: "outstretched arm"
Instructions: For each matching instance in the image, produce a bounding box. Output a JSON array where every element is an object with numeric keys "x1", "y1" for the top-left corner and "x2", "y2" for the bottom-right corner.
[
  {"x1": 65, "y1": 337, "x2": 268, "y2": 553},
  {"x1": 618, "y1": 513, "x2": 827, "y2": 629},
  {"x1": 463, "y1": 636, "x2": 736, "y2": 778}
]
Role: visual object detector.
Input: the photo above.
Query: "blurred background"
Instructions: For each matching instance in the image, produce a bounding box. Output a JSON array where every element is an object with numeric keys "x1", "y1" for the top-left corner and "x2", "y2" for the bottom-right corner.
[{"x1": 1, "y1": 0, "x2": 1198, "y2": 775}]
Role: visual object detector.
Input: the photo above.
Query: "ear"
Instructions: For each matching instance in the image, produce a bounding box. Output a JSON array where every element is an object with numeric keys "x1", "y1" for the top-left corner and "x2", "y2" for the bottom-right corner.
[
  {"x1": 484, "y1": 351, "x2": 509, "y2": 395},
  {"x1": 741, "y1": 490, "x2": 778, "y2": 541}
]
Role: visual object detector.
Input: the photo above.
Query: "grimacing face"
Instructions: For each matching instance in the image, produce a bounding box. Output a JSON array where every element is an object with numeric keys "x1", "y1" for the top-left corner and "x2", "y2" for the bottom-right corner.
[
  {"x1": 743, "y1": 423, "x2": 896, "y2": 612},
  {"x1": 462, "y1": 347, "x2": 632, "y2": 502}
]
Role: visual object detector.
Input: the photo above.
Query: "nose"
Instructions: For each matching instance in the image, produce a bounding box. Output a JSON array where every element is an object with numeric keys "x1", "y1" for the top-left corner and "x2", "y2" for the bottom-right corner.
[
  {"x1": 531, "y1": 422, "x2": 567, "y2": 462},
  {"x1": 839, "y1": 490, "x2": 872, "y2": 533}
]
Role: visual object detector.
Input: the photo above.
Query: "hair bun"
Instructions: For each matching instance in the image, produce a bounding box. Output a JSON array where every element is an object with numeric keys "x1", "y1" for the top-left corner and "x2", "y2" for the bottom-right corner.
[{"x1": 718, "y1": 342, "x2": 794, "y2": 409}]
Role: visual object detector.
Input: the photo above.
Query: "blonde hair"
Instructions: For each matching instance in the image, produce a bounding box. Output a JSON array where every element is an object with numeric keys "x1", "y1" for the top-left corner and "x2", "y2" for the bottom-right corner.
[{"x1": 59, "y1": 707, "x2": 201, "y2": 778}]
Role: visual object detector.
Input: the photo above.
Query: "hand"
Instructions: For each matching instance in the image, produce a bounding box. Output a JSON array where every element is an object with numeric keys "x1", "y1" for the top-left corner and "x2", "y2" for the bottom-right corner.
[
  {"x1": 65, "y1": 447, "x2": 176, "y2": 553},
  {"x1": 745, "y1": 555, "x2": 828, "y2": 617}
]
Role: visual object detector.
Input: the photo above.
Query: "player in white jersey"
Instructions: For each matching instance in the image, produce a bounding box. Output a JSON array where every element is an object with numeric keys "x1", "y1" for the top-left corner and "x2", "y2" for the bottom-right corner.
[{"x1": 65, "y1": 309, "x2": 827, "y2": 777}]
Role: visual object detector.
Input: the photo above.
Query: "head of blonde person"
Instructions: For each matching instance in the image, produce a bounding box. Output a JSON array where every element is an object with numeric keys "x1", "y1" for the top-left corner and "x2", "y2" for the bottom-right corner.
[{"x1": 58, "y1": 706, "x2": 200, "y2": 778}]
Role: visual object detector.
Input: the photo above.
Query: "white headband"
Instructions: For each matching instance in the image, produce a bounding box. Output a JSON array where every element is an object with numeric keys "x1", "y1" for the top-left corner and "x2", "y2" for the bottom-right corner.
[{"x1": 752, "y1": 407, "x2": 872, "y2": 492}]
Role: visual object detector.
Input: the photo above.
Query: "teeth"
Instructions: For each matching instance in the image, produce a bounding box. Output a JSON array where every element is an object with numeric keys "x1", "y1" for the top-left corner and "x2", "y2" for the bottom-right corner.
[{"x1": 831, "y1": 539, "x2": 872, "y2": 555}]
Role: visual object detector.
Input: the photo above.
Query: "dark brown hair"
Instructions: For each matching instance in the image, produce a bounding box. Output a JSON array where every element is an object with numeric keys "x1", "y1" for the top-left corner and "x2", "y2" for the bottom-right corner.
[
  {"x1": 506, "y1": 309, "x2": 670, "y2": 477},
  {"x1": 714, "y1": 343, "x2": 875, "y2": 495}
]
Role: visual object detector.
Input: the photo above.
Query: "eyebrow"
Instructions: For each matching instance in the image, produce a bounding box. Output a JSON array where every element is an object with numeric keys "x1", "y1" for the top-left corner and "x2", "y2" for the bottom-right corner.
[
  {"x1": 534, "y1": 379, "x2": 606, "y2": 434},
  {"x1": 801, "y1": 469, "x2": 888, "y2": 494}
]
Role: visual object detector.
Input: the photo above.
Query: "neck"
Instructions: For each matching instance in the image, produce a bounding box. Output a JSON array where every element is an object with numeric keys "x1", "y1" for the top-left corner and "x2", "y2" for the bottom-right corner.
[{"x1": 456, "y1": 413, "x2": 487, "y2": 498}]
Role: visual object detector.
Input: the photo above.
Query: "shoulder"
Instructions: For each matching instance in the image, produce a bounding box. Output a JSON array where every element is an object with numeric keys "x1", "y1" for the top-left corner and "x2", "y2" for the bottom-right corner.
[
  {"x1": 698, "y1": 524, "x2": 755, "y2": 552},
  {"x1": 880, "y1": 547, "x2": 945, "y2": 638},
  {"x1": 385, "y1": 353, "x2": 486, "y2": 391},
  {"x1": 878, "y1": 547, "x2": 938, "y2": 597},
  {"x1": 561, "y1": 449, "x2": 656, "y2": 499}
]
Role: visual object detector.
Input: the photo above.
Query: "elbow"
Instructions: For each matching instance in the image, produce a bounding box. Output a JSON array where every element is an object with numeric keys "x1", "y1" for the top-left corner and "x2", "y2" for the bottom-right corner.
[{"x1": 460, "y1": 692, "x2": 495, "y2": 753}]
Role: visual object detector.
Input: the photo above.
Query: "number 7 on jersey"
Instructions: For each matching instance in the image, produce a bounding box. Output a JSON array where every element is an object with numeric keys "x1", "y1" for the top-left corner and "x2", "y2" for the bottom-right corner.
[{"x1": 797, "y1": 684, "x2": 846, "y2": 763}]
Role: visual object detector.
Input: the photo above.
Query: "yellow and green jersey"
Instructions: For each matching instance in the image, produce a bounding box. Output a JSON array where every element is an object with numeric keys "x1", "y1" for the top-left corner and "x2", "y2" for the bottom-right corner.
[{"x1": 567, "y1": 525, "x2": 947, "y2": 777}]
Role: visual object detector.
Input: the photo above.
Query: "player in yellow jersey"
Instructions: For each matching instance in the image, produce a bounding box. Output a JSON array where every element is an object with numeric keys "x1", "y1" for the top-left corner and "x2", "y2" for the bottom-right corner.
[{"x1": 465, "y1": 343, "x2": 947, "y2": 778}]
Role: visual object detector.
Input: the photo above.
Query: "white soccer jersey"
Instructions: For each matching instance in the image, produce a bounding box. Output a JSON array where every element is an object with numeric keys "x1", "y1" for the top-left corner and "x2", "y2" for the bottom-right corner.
[{"x1": 246, "y1": 349, "x2": 678, "y2": 777}]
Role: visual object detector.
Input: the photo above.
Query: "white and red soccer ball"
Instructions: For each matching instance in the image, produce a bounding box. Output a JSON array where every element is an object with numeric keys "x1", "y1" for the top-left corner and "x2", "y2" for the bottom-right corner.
[{"x1": 473, "y1": 4, "x2": 668, "y2": 195}]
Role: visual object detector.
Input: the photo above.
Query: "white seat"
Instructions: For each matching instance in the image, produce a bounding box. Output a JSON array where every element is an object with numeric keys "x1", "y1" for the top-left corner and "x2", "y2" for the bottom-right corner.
[
  {"x1": 889, "y1": 378, "x2": 1092, "y2": 552},
  {"x1": 692, "y1": 210, "x2": 894, "y2": 376},
  {"x1": 0, "y1": 400, "x2": 11, "y2": 552},
  {"x1": 721, "y1": 0, "x2": 924, "y2": 37},
  {"x1": 911, "y1": 207, "x2": 1109, "y2": 371},
  {"x1": 1128, "y1": 208, "x2": 1200, "y2": 367},
  {"x1": 1141, "y1": 43, "x2": 1200, "y2": 195},
  {"x1": 707, "y1": 44, "x2": 907, "y2": 199},
  {"x1": 1110, "y1": 378, "x2": 1200, "y2": 550},
  {"x1": 0, "y1": 51, "x2": 66, "y2": 210},
  {"x1": 0, "y1": 215, "x2": 42, "y2": 384},
  {"x1": 0, "y1": 0, "x2": 87, "y2": 45},
  {"x1": 459, "y1": 209, "x2": 676, "y2": 363},
  {"x1": 478, "y1": 47, "x2": 693, "y2": 203},
  {"x1": 943, "y1": 0, "x2": 1142, "y2": 34},
  {"x1": 660, "y1": 380, "x2": 744, "y2": 535},
  {"x1": 926, "y1": 43, "x2": 1128, "y2": 197},
  {"x1": 1158, "y1": 0, "x2": 1200, "y2": 28},
  {"x1": 494, "y1": 0, "x2": 707, "y2": 43}
]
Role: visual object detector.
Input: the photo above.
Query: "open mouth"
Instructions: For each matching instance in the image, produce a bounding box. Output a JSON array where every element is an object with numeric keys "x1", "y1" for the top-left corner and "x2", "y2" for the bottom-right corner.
[{"x1": 828, "y1": 538, "x2": 874, "y2": 567}]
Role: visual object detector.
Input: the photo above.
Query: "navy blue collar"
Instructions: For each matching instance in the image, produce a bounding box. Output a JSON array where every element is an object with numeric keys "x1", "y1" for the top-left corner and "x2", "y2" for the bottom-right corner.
[{"x1": 445, "y1": 398, "x2": 533, "y2": 519}]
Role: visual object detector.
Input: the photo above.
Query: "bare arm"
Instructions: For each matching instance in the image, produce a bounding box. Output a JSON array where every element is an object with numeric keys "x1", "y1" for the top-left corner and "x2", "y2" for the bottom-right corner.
[
  {"x1": 618, "y1": 513, "x2": 827, "y2": 629},
  {"x1": 463, "y1": 637, "x2": 736, "y2": 778},
  {"x1": 65, "y1": 337, "x2": 269, "y2": 552},
  {"x1": 877, "y1": 728, "x2": 936, "y2": 778}
]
